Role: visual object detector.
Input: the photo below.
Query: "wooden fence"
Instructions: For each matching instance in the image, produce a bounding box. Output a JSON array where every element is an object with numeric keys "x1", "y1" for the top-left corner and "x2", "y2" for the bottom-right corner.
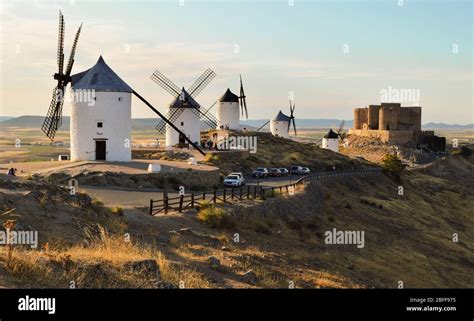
[{"x1": 149, "y1": 168, "x2": 382, "y2": 215}]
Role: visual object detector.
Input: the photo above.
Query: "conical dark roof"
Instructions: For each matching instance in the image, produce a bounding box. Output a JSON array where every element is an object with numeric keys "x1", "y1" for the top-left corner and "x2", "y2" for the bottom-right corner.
[
  {"x1": 324, "y1": 129, "x2": 339, "y2": 139},
  {"x1": 169, "y1": 88, "x2": 200, "y2": 109},
  {"x1": 71, "y1": 56, "x2": 132, "y2": 93},
  {"x1": 272, "y1": 110, "x2": 290, "y2": 122},
  {"x1": 219, "y1": 88, "x2": 239, "y2": 103}
]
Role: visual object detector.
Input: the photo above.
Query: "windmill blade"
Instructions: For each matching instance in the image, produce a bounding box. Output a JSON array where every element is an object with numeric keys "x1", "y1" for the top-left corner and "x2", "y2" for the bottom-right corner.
[
  {"x1": 292, "y1": 117, "x2": 297, "y2": 136},
  {"x1": 187, "y1": 68, "x2": 216, "y2": 98},
  {"x1": 337, "y1": 120, "x2": 345, "y2": 134},
  {"x1": 150, "y1": 70, "x2": 181, "y2": 97},
  {"x1": 57, "y1": 11, "x2": 65, "y2": 75},
  {"x1": 41, "y1": 86, "x2": 65, "y2": 141},
  {"x1": 65, "y1": 23, "x2": 82, "y2": 77},
  {"x1": 204, "y1": 99, "x2": 218, "y2": 114},
  {"x1": 239, "y1": 75, "x2": 248, "y2": 119},
  {"x1": 132, "y1": 90, "x2": 206, "y2": 156},
  {"x1": 257, "y1": 120, "x2": 270, "y2": 132}
]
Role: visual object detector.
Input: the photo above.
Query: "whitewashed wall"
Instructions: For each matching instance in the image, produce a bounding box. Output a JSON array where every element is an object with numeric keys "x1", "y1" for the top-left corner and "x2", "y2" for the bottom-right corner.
[
  {"x1": 165, "y1": 108, "x2": 201, "y2": 147},
  {"x1": 216, "y1": 101, "x2": 240, "y2": 129},
  {"x1": 270, "y1": 120, "x2": 289, "y2": 138},
  {"x1": 322, "y1": 138, "x2": 339, "y2": 153},
  {"x1": 70, "y1": 92, "x2": 132, "y2": 161}
]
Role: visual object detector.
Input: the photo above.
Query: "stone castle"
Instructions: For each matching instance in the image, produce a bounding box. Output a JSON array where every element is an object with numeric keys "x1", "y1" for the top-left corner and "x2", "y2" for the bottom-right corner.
[
  {"x1": 348, "y1": 102, "x2": 445, "y2": 150},
  {"x1": 349, "y1": 103, "x2": 422, "y2": 144}
]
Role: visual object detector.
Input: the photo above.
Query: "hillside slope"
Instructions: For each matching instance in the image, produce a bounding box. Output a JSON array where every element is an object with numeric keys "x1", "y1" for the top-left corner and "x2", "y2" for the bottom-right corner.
[{"x1": 0, "y1": 151, "x2": 472, "y2": 288}]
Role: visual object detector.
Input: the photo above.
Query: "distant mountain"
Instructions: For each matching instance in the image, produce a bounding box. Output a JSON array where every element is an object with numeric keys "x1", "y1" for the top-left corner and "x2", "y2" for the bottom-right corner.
[
  {"x1": 422, "y1": 122, "x2": 473, "y2": 130},
  {"x1": 0, "y1": 116, "x2": 14, "y2": 123},
  {"x1": 0, "y1": 115, "x2": 71, "y2": 129},
  {"x1": 241, "y1": 119, "x2": 353, "y2": 129},
  {"x1": 1, "y1": 116, "x2": 471, "y2": 131}
]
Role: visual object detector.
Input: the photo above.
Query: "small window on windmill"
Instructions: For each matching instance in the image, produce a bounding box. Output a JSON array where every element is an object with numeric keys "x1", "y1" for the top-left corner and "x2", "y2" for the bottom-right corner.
[
  {"x1": 97, "y1": 122, "x2": 103, "y2": 128},
  {"x1": 118, "y1": 97, "x2": 122, "y2": 101},
  {"x1": 181, "y1": 122, "x2": 184, "y2": 126}
]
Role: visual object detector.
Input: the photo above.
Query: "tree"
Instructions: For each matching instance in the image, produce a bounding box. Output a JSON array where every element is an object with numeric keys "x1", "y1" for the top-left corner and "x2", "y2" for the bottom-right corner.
[{"x1": 381, "y1": 153, "x2": 404, "y2": 177}]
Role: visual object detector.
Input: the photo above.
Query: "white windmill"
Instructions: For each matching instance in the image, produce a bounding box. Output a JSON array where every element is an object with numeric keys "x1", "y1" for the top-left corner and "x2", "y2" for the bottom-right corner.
[
  {"x1": 151, "y1": 69, "x2": 218, "y2": 148},
  {"x1": 41, "y1": 12, "x2": 208, "y2": 161},
  {"x1": 70, "y1": 56, "x2": 133, "y2": 161},
  {"x1": 322, "y1": 120, "x2": 345, "y2": 153},
  {"x1": 258, "y1": 101, "x2": 296, "y2": 138},
  {"x1": 215, "y1": 75, "x2": 248, "y2": 130}
]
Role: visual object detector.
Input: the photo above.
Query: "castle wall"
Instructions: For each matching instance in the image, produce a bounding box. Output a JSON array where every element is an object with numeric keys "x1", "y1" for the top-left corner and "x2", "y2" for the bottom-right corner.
[
  {"x1": 368, "y1": 105, "x2": 381, "y2": 129},
  {"x1": 379, "y1": 106, "x2": 400, "y2": 130},
  {"x1": 354, "y1": 108, "x2": 368, "y2": 130},
  {"x1": 348, "y1": 129, "x2": 414, "y2": 144},
  {"x1": 398, "y1": 107, "x2": 421, "y2": 131}
]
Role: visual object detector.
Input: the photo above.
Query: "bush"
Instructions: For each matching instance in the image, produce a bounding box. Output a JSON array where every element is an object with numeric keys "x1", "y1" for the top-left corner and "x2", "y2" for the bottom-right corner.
[
  {"x1": 381, "y1": 154, "x2": 403, "y2": 176},
  {"x1": 111, "y1": 206, "x2": 124, "y2": 216},
  {"x1": 197, "y1": 203, "x2": 234, "y2": 229}
]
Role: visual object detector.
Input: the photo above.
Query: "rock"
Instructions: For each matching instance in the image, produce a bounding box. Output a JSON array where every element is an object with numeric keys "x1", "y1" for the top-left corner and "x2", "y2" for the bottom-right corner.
[
  {"x1": 178, "y1": 228, "x2": 192, "y2": 235},
  {"x1": 124, "y1": 259, "x2": 160, "y2": 276},
  {"x1": 242, "y1": 270, "x2": 257, "y2": 285},
  {"x1": 221, "y1": 246, "x2": 230, "y2": 251},
  {"x1": 207, "y1": 256, "x2": 221, "y2": 270}
]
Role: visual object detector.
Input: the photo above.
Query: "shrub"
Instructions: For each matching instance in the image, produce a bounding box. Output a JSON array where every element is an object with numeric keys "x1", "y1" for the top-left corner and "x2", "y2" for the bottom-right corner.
[
  {"x1": 111, "y1": 206, "x2": 124, "y2": 216},
  {"x1": 197, "y1": 203, "x2": 234, "y2": 229},
  {"x1": 381, "y1": 154, "x2": 403, "y2": 176}
]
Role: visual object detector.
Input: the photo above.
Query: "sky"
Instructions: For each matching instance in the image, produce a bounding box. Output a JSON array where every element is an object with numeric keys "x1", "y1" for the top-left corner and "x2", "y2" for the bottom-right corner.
[{"x1": 0, "y1": 0, "x2": 472, "y2": 124}]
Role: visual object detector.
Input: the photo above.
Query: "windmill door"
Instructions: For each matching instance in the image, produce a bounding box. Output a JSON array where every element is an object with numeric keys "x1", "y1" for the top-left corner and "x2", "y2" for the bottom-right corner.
[
  {"x1": 95, "y1": 140, "x2": 106, "y2": 161},
  {"x1": 179, "y1": 133, "x2": 186, "y2": 144}
]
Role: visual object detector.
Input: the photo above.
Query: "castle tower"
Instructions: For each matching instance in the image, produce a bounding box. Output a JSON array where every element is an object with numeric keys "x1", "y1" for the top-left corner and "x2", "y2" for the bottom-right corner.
[
  {"x1": 216, "y1": 88, "x2": 240, "y2": 129},
  {"x1": 70, "y1": 56, "x2": 132, "y2": 162},
  {"x1": 270, "y1": 110, "x2": 290, "y2": 138}
]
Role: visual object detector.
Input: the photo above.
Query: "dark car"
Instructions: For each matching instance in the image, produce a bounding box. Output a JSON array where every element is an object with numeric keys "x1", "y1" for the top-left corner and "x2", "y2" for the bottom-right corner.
[
  {"x1": 252, "y1": 167, "x2": 269, "y2": 178},
  {"x1": 290, "y1": 166, "x2": 304, "y2": 175},
  {"x1": 268, "y1": 168, "x2": 282, "y2": 177}
]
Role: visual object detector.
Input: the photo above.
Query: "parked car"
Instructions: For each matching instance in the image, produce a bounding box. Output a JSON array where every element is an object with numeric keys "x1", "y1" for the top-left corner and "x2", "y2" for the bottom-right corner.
[
  {"x1": 252, "y1": 167, "x2": 269, "y2": 178},
  {"x1": 279, "y1": 168, "x2": 289, "y2": 176},
  {"x1": 268, "y1": 168, "x2": 282, "y2": 177},
  {"x1": 229, "y1": 172, "x2": 245, "y2": 184},
  {"x1": 223, "y1": 175, "x2": 244, "y2": 187},
  {"x1": 290, "y1": 166, "x2": 304, "y2": 175},
  {"x1": 301, "y1": 167, "x2": 311, "y2": 174}
]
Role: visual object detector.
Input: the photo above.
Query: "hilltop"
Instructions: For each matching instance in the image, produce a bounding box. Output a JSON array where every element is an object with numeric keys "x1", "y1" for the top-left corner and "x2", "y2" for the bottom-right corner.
[{"x1": 0, "y1": 138, "x2": 472, "y2": 288}]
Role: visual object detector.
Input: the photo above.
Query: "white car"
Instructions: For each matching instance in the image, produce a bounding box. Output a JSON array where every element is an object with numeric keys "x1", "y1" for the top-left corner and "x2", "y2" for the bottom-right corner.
[
  {"x1": 229, "y1": 172, "x2": 245, "y2": 184},
  {"x1": 301, "y1": 167, "x2": 311, "y2": 174},
  {"x1": 223, "y1": 175, "x2": 244, "y2": 187}
]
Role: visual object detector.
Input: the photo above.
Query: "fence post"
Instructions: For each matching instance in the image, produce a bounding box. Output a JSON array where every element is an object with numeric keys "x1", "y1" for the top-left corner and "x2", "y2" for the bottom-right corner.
[
  {"x1": 240, "y1": 186, "x2": 243, "y2": 200},
  {"x1": 179, "y1": 195, "x2": 184, "y2": 212},
  {"x1": 223, "y1": 188, "x2": 226, "y2": 203},
  {"x1": 213, "y1": 190, "x2": 217, "y2": 204},
  {"x1": 149, "y1": 199, "x2": 153, "y2": 215},
  {"x1": 164, "y1": 195, "x2": 169, "y2": 214},
  {"x1": 247, "y1": 185, "x2": 250, "y2": 199},
  {"x1": 191, "y1": 193, "x2": 194, "y2": 208},
  {"x1": 231, "y1": 187, "x2": 235, "y2": 200},
  {"x1": 253, "y1": 185, "x2": 257, "y2": 199},
  {"x1": 203, "y1": 191, "x2": 206, "y2": 200}
]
